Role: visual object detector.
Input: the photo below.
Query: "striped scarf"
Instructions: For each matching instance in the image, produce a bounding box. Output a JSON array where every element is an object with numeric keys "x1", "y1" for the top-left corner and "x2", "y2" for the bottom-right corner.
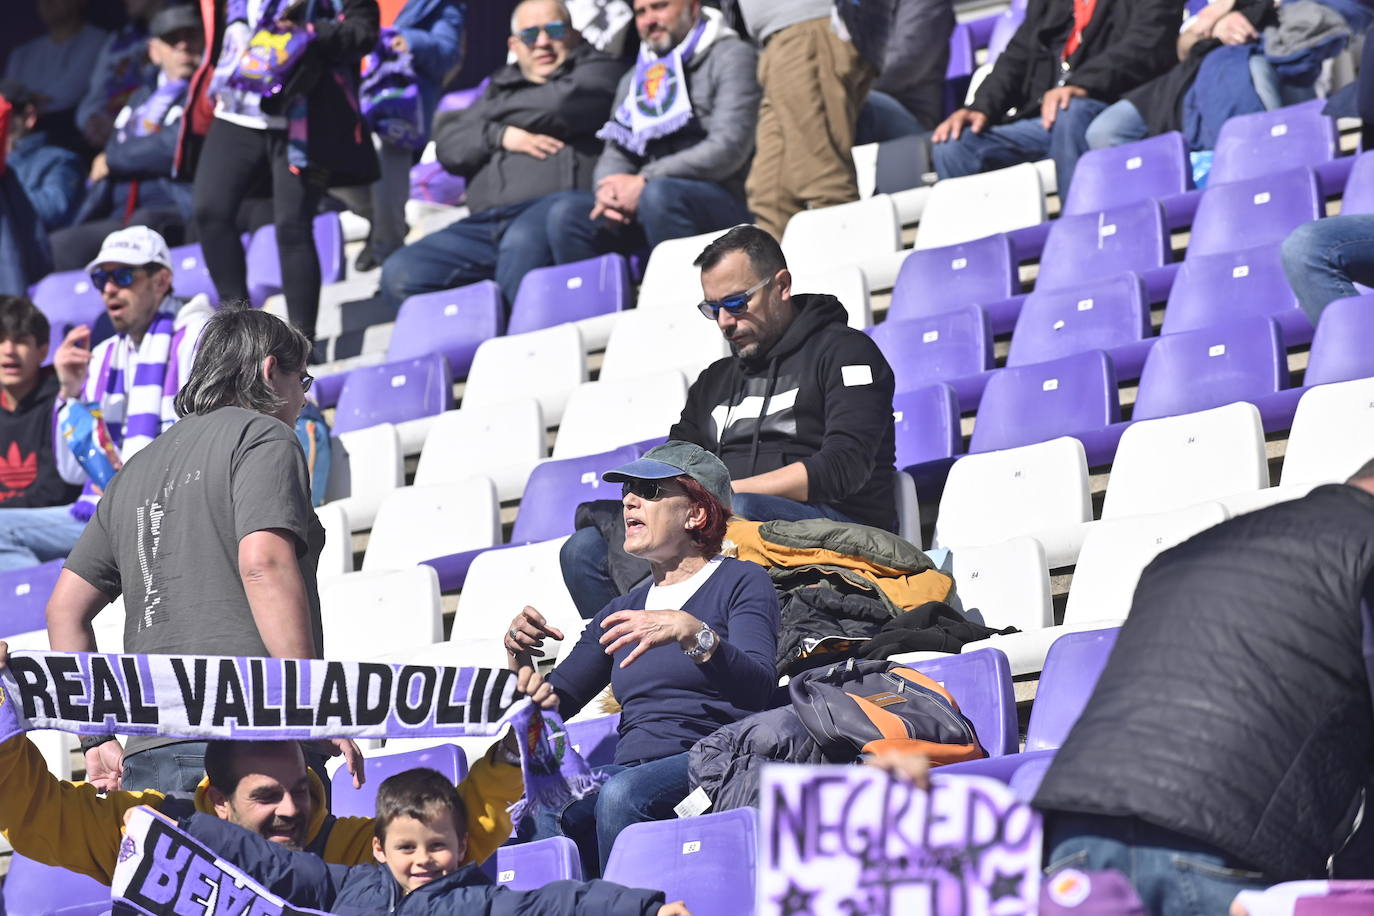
[{"x1": 68, "y1": 308, "x2": 188, "y2": 521}]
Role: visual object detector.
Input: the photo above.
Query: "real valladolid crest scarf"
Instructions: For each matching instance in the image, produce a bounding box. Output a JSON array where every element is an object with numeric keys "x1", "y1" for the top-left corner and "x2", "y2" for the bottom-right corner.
[
  {"x1": 596, "y1": 9, "x2": 723, "y2": 156},
  {"x1": 506, "y1": 703, "x2": 606, "y2": 829}
]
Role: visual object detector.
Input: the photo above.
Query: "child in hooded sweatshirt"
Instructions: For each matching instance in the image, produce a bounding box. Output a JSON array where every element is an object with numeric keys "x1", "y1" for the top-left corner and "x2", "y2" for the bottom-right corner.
[{"x1": 172, "y1": 766, "x2": 691, "y2": 915}]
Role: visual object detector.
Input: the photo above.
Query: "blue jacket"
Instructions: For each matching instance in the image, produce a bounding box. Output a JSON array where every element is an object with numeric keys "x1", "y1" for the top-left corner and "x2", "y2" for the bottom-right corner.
[
  {"x1": 8, "y1": 132, "x2": 83, "y2": 231},
  {"x1": 392, "y1": 0, "x2": 466, "y2": 132},
  {"x1": 181, "y1": 813, "x2": 667, "y2": 915}
]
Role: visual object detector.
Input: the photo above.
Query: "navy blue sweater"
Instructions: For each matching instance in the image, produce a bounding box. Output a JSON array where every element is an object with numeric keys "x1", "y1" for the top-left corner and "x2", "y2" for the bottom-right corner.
[{"x1": 548, "y1": 557, "x2": 780, "y2": 766}]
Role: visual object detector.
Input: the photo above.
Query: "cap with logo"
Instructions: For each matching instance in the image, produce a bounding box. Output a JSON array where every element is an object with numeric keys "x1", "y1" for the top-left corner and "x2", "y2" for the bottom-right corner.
[
  {"x1": 602, "y1": 440, "x2": 733, "y2": 512},
  {"x1": 85, "y1": 226, "x2": 173, "y2": 274}
]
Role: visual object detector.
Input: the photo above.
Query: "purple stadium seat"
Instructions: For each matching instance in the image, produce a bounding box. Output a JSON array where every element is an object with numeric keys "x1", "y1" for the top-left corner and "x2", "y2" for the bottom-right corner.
[
  {"x1": 888, "y1": 234, "x2": 1019, "y2": 323},
  {"x1": 0, "y1": 559, "x2": 64, "y2": 638},
  {"x1": 332, "y1": 352, "x2": 453, "y2": 434},
  {"x1": 1161, "y1": 244, "x2": 1313, "y2": 345},
  {"x1": 29, "y1": 269, "x2": 104, "y2": 358},
  {"x1": 893, "y1": 383, "x2": 961, "y2": 470},
  {"x1": 1304, "y1": 294, "x2": 1374, "y2": 386},
  {"x1": 47, "y1": 905, "x2": 113, "y2": 916},
  {"x1": 3, "y1": 855, "x2": 107, "y2": 916},
  {"x1": 437, "y1": 77, "x2": 489, "y2": 113},
  {"x1": 604, "y1": 807, "x2": 758, "y2": 916},
  {"x1": 1062, "y1": 132, "x2": 1191, "y2": 216},
  {"x1": 1025, "y1": 627, "x2": 1120, "y2": 752},
  {"x1": 245, "y1": 212, "x2": 345, "y2": 305},
  {"x1": 986, "y1": 8, "x2": 1023, "y2": 63},
  {"x1": 970, "y1": 350, "x2": 1121, "y2": 461},
  {"x1": 1007, "y1": 272, "x2": 1152, "y2": 377},
  {"x1": 1132, "y1": 316, "x2": 1289, "y2": 422},
  {"x1": 1338, "y1": 151, "x2": 1374, "y2": 215},
  {"x1": 512, "y1": 445, "x2": 640, "y2": 544},
  {"x1": 1007, "y1": 754, "x2": 1054, "y2": 800},
  {"x1": 1209, "y1": 100, "x2": 1337, "y2": 187},
  {"x1": 507, "y1": 254, "x2": 630, "y2": 336},
  {"x1": 565, "y1": 713, "x2": 622, "y2": 769},
  {"x1": 868, "y1": 305, "x2": 993, "y2": 408},
  {"x1": 1034, "y1": 199, "x2": 1169, "y2": 293},
  {"x1": 387, "y1": 281, "x2": 504, "y2": 378},
  {"x1": 331, "y1": 743, "x2": 468, "y2": 818},
  {"x1": 166, "y1": 243, "x2": 221, "y2": 304},
  {"x1": 482, "y1": 836, "x2": 583, "y2": 889},
  {"x1": 1186, "y1": 167, "x2": 1321, "y2": 259},
  {"x1": 912, "y1": 647, "x2": 1018, "y2": 756},
  {"x1": 944, "y1": 23, "x2": 975, "y2": 114}
]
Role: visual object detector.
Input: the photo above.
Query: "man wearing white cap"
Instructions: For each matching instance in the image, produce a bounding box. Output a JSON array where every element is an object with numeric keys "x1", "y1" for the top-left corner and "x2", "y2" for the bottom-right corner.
[{"x1": 0, "y1": 225, "x2": 208, "y2": 577}]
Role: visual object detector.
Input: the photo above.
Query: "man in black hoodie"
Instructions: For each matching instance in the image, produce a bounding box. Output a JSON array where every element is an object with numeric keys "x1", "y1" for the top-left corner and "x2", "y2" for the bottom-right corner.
[
  {"x1": 0, "y1": 296, "x2": 80, "y2": 509},
  {"x1": 559, "y1": 225, "x2": 898, "y2": 618}
]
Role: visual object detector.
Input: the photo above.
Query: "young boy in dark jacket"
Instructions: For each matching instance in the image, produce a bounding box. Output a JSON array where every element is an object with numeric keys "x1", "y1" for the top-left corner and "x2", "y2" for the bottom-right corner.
[{"x1": 172, "y1": 767, "x2": 691, "y2": 915}]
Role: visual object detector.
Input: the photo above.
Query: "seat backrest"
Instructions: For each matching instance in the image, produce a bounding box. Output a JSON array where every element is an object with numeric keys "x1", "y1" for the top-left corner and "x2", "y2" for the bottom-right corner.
[
  {"x1": 599, "y1": 307, "x2": 729, "y2": 383},
  {"x1": 324, "y1": 422, "x2": 404, "y2": 528},
  {"x1": 912, "y1": 647, "x2": 1018, "y2": 756},
  {"x1": 1162, "y1": 244, "x2": 1306, "y2": 340},
  {"x1": 789, "y1": 263, "x2": 871, "y2": 329},
  {"x1": 970, "y1": 349, "x2": 1120, "y2": 454},
  {"x1": 166, "y1": 243, "x2": 221, "y2": 303},
  {"x1": 1209, "y1": 100, "x2": 1336, "y2": 186},
  {"x1": 388, "y1": 281, "x2": 505, "y2": 378},
  {"x1": 413, "y1": 399, "x2": 545, "y2": 499},
  {"x1": 1061, "y1": 132, "x2": 1190, "y2": 216},
  {"x1": 1007, "y1": 273, "x2": 1148, "y2": 367},
  {"x1": 333, "y1": 353, "x2": 454, "y2": 434},
  {"x1": 893, "y1": 469, "x2": 921, "y2": 544},
  {"x1": 986, "y1": 8, "x2": 1024, "y2": 63},
  {"x1": 0, "y1": 559, "x2": 63, "y2": 638},
  {"x1": 459, "y1": 536, "x2": 580, "y2": 639},
  {"x1": 892, "y1": 383, "x2": 962, "y2": 469},
  {"x1": 3, "y1": 854, "x2": 110, "y2": 916},
  {"x1": 318, "y1": 566, "x2": 443, "y2": 659},
  {"x1": 332, "y1": 743, "x2": 467, "y2": 818},
  {"x1": 482, "y1": 836, "x2": 583, "y2": 890},
  {"x1": 1132, "y1": 316, "x2": 1287, "y2": 421},
  {"x1": 1186, "y1": 167, "x2": 1321, "y2": 258},
  {"x1": 781, "y1": 195, "x2": 901, "y2": 268},
  {"x1": 513, "y1": 445, "x2": 640, "y2": 544},
  {"x1": 1303, "y1": 294, "x2": 1374, "y2": 387},
  {"x1": 948, "y1": 536, "x2": 1052, "y2": 632},
  {"x1": 314, "y1": 503, "x2": 352, "y2": 578},
  {"x1": 1025, "y1": 627, "x2": 1120, "y2": 751},
  {"x1": 508, "y1": 254, "x2": 630, "y2": 335},
  {"x1": 464, "y1": 323, "x2": 586, "y2": 425},
  {"x1": 244, "y1": 212, "x2": 344, "y2": 301},
  {"x1": 947, "y1": 21, "x2": 975, "y2": 77},
  {"x1": 552, "y1": 371, "x2": 688, "y2": 459},
  {"x1": 1064, "y1": 501, "x2": 1229, "y2": 624},
  {"x1": 1339, "y1": 150, "x2": 1374, "y2": 215},
  {"x1": 637, "y1": 229, "x2": 729, "y2": 310},
  {"x1": 564, "y1": 713, "x2": 622, "y2": 769},
  {"x1": 934, "y1": 436, "x2": 1092, "y2": 548},
  {"x1": 29, "y1": 269, "x2": 104, "y2": 356},
  {"x1": 868, "y1": 305, "x2": 992, "y2": 396},
  {"x1": 604, "y1": 808, "x2": 759, "y2": 916},
  {"x1": 915, "y1": 163, "x2": 1046, "y2": 250},
  {"x1": 888, "y1": 234, "x2": 1018, "y2": 323},
  {"x1": 1101, "y1": 401, "x2": 1268, "y2": 518},
  {"x1": 1282, "y1": 378, "x2": 1374, "y2": 485},
  {"x1": 362, "y1": 479, "x2": 501, "y2": 572},
  {"x1": 1035, "y1": 199, "x2": 1168, "y2": 292}
]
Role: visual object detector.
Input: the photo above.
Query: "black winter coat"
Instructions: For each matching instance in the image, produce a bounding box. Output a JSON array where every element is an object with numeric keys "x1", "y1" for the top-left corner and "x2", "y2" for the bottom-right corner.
[
  {"x1": 1035, "y1": 484, "x2": 1374, "y2": 880},
  {"x1": 970, "y1": 0, "x2": 1183, "y2": 123}
]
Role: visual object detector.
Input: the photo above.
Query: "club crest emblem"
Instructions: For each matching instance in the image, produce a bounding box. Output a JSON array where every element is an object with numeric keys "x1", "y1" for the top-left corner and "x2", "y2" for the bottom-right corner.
[
  {"x1": 118, "y1": 834, "x2": 137, "y2": 864},
  {"x1": 635, "y1": 61, "x2": 678, "y2": 117}
]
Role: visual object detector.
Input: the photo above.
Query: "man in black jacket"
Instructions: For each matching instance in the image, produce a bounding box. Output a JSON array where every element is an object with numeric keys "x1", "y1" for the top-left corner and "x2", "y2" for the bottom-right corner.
[
  {"x1": 1035, "y1": 467, "x2": 1374, "y2": 912},
  {"x1": 378, "y1": 0, "x2": 625, "y2": 308},
  {"x1": 0, "y1": 297, "x2": 80, "y2": 509},
  {"x1": 559, "y1": 225, "x2": 897, "y2": 618},
  {"x1": 930, "y1": 0, "x2": 1181, "y2": 194}
]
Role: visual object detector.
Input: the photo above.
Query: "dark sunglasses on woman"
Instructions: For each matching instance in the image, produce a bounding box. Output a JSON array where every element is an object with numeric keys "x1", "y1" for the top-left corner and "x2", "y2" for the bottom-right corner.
[{"x1": 622, "y1": 479, "x2": 673, "y2": 501}]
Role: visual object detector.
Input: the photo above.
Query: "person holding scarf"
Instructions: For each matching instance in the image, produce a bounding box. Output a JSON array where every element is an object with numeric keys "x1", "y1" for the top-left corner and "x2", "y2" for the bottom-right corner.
[
  {"x1": 542, "y1": 0, "x2": 759, "y2": 263},
  {"x1": 180, "y1": 0, "x2": 380, "y2": 346}
]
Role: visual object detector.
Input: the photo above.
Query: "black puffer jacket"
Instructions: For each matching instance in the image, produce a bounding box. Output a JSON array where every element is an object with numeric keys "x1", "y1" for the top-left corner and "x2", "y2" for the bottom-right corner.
[{"x1": 1035, "y1": 484, "x2": 1374, "y2": 880}]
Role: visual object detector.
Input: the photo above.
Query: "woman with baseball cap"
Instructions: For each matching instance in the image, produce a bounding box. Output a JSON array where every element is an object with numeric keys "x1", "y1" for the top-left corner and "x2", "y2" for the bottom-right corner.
[{"x1": 503, "y1": 440, "x2": 780, "y2": 877}]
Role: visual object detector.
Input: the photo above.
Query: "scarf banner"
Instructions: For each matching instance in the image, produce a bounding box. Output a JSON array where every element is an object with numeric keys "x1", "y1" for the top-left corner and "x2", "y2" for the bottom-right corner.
[
  {"x1": 506, "y1": 704, "x2": 606, "y2": 829},
  {"x1": 757, "y1": 765, "x2": 1041, "y2": 916},
  {"x1": 0, "y1": 651, "x2": 528, "y2": 744},
  {"x1": 114, "y1": 806, "x2": 337, "y2": 916}
]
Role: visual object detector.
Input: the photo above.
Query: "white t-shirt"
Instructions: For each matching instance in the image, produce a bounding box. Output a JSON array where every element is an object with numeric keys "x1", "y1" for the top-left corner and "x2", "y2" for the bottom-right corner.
[{"x1": 645, "y1": 555, "x2": 725, "y2": 609}]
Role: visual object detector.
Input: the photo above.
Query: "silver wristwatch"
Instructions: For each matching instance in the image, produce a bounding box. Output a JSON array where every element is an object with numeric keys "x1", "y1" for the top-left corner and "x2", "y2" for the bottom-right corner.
[{"x1": 683, "y1": 623, "x2": 718, "y2": 660}]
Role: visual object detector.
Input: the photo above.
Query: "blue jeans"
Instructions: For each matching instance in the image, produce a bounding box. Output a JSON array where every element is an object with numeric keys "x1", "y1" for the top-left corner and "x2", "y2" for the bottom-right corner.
[
  {"x1": 378, "y1": 195, "x2": 561, "y2": 308},
  {"x1": 856, "y1": 90, "x2": 927, "y2": 145},
  {"x1": 520, "y1": 752, "x2": 692, "y2": 877},
  {"x1": 1280, "y1": 214, "x2": 1374, "y2": 324},
  {"x1": 121, "y1": 741, "x2": 208, "y2": 794},
  {"x1": 1085, "y1": 99, "x2": 1149, "y2": 150},
  {"x1": 0, "y1": 503, "x2": 87, "y2": 572},
  {"x1": 932, "y1": 97, "x2": 1107, "y2": 195},
  {"x1": 543, "y1": 178, "x2": 751, "y2": 265},
  {"x1": 1044, "y1": 813, "x2": 1270, "y2": 916}
]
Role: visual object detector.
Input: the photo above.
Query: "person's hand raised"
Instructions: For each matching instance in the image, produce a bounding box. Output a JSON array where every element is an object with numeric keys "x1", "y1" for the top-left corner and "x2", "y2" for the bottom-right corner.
[
  {"x1": 599, "y1": 609, "x2": 700, "y2": 668},
  {"x1": 504, "y1": 606, "x2": 564, "y2": 666},
  {"x1": 55, "y1": 325, "x2": 93, "y2": 400}
]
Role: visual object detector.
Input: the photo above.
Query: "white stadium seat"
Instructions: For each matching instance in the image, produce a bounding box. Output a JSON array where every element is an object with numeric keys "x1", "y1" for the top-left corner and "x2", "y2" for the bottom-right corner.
[
  {"x1": 463, "y1": 324, "x2": 586, "y2": 426},
  {"x1": 319, "y1": 566, "x2": 443, "y2": 660},
  {"x1": 948, "y1": 537, "x2": 1052, "y2": 633},
  {"x1": 788, "y1": 263, "x2": 872, "y2": 329},
  {"x1": 362, "y1": 479, "x2": 500, "y2": 572},
  {"x1": 915, "y1": 162, "x2": 1046, "y2": 250},
  {"x1": 781, "y1": 195, "x2": 902, "y2": 279},
  {"x1": 457, "y1": 536, "x2": 580, "y2": 645},
  {"x1": 599, "y1": 309, "x2": 729, "y2": 384},
  {"x1": 1281, "y1": 378, "x2": 1374, "y2": 485},
  {"x1": 552, "y1": 371, "x2": 688, "y2": 459},
  {"x1": 637, "y1": 229, "x2": 728, "y2": 311},
  {"x1": 414, "y1": 400, "x2": 546, "y2": 501},
  {"x1": 315, "y1": 503, "x2": 353, "y2": 578},
  {"x1": 893, "y1": 470, "x2": 921, "y2": 546},
  {"x1": 325, "y1": 423, "x2": 404, "y2": 531}
]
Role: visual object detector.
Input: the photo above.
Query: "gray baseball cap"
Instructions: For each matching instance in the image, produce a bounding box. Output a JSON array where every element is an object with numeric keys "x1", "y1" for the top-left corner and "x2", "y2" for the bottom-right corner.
[{"x1": 602, "y1": 440, "x2": 733, "y2": 511}]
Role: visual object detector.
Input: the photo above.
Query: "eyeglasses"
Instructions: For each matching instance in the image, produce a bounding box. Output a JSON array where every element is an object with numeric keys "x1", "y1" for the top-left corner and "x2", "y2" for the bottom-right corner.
[
  {"x1": 621, "y1": 478, "x2": 673, "y2": 501},
  {"x1": 300, "y1": 372, "x2": 314, "y2": 393},
  {"x1": 89, "y1": 266, "x2": 144, "y2": 290},
  {"x1": 516, "y1": 20, "x2": 569, "y2": 46},
  {"x1": 697, "y1": 276, "x2": 771, "y2": 320}
]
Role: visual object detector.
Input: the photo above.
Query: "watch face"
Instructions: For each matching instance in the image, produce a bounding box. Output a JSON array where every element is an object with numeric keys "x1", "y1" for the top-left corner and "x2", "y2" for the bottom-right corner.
[{"x1": 698, "y1": 626, "x2": 717, "y2": 651}]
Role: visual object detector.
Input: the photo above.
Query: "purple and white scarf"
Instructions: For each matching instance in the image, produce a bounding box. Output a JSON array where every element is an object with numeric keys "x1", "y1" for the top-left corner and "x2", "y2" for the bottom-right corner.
[
  {"x1": 505, "y1": 704, "x2": 606, "y2": 829},
  {"x1": 118, "y1": 78, "x2": 188, "y2": 141}
]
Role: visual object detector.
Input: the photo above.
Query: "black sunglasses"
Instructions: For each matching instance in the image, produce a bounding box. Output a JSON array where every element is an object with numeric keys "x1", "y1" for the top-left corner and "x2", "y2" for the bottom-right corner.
[
  {"x1": 698, "y1": 275, "x2": 771, "y2": 320},
  {"x1": 300, "y1": 371, "x2": 314, "y2": 393},
  {"x1": 621, "y1": 478, "x2": 674, "y2": 501},
  {"x1": 90, "y1": 266, "x2": 144, "y2": 290},
  {"x1": 517, "y1": 20, "x2": 569, "y2": 46}
]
